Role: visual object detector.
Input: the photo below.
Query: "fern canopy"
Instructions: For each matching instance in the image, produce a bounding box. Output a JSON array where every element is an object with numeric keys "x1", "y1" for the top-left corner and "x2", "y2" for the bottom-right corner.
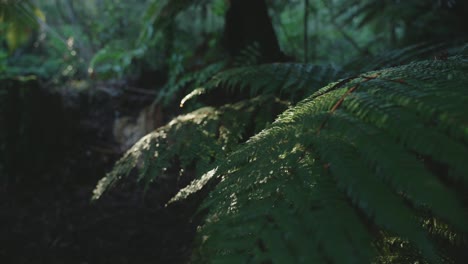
[{"x1": 178, "y1": 56, "x2": 468, "y2": 263}]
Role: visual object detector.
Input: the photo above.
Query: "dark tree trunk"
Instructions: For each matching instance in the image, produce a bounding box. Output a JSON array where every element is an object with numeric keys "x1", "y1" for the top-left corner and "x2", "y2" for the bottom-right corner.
[{"x1": 224, "y1": 0, "x2": 285, "y2": 63}]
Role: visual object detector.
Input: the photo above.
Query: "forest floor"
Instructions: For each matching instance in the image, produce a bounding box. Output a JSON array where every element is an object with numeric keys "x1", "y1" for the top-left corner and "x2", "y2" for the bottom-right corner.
[{"x1": 0, "y1": 83, "x2": 195, "y2": 263}]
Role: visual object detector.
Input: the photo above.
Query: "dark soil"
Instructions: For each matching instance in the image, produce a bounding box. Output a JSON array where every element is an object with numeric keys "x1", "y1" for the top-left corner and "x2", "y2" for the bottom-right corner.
[{"x1": 0, "y1": 82, "x2": 197, "y2": 263}]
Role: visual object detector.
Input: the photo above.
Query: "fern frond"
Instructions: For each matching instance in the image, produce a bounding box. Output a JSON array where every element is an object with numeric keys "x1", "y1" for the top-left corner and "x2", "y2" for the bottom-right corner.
[
  {"x1": 188, "y1": 63, "x2": 345, "y2": 104},
  {"x1": 92, "y1": 96, "x2": 287, "y2": 201},
  {"x1": 343, "y1": 42, "x2": 461, "y2": 73},
  {"x1": 179, "y1": 56, "x2": 468, "y2": 263},
  {"x1": 182, "y1": 43, "x2": 465, "y2": 107},
  {"x1": 232, "y1": 42, "x2": 263, "y2": 67}
]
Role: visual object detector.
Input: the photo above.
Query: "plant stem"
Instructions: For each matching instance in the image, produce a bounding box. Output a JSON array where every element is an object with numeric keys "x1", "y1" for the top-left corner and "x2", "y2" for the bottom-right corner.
[{"x1": 304, "y1": 0, "x2": 309, "y2": 63}]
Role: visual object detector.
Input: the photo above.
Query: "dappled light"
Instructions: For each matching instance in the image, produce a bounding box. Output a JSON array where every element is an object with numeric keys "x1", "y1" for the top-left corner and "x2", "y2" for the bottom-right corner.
[{"x1": 1, "y1": 0, "x2": 468, "y2": 263}]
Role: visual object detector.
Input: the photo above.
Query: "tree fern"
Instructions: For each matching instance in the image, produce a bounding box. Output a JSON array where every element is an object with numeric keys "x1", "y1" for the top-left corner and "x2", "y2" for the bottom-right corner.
[{"x1": 173, "y1": 56, "x2": 468, "y2": 263}]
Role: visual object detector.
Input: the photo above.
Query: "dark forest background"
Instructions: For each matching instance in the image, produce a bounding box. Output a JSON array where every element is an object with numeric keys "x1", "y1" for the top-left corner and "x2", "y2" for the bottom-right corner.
[{"x1": 1, "y1": 0, "x2": 468, "y2": 263}]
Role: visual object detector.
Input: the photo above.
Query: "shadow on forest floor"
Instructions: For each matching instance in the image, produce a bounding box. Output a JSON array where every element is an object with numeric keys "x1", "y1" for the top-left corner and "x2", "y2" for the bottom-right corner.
[{"x1": 0, "y1": 83, "x2": 196, "y2": 263}]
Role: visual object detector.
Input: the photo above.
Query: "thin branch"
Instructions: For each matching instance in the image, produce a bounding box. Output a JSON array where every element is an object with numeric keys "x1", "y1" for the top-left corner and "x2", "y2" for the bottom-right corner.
[
  {"x1": 333, "y1": 20, "x2": 367, "y2": 55},
  {"x1": 304, "y1": 0, "x2": 309, "y2": 63},
  {"x1": 322, "y1": 0, "x2": 368, "y2": 56}
]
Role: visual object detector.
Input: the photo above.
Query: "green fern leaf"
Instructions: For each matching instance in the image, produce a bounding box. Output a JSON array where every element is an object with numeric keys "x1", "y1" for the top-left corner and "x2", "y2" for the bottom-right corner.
[
  {"x1": 182, "y1": 56, "x2": 468, "y2": 263},
  {"x1": 193, "y1": 63, "x2": 345, "y2": 104}
]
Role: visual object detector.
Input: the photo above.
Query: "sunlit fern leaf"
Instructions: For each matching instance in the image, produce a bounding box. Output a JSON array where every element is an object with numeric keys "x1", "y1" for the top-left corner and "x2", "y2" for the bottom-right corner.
[
  {"x1": 374, "y1": 234, "x2": 429, "y2": 264},
  {"x1": 159, "y1": 60, "x2": 227, "y2": 106},
  {"x1": 176, "y1": 56, "x2": 468, "y2": 263},
  {"x1": 92, "y1": 96, "x2": 287, "y2": 201},
  {"x1": 422, "y1": 216, "x2": 468, "y2": 264}
]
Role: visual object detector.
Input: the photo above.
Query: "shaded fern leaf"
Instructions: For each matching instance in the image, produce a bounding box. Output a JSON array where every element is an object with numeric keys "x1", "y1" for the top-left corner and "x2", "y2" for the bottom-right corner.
[
  {"x1": 92, "y1": 96, "x2": 287, "y2": 201},
  {"x1": 181, "y1": 42, "x2": 465, "y2": 107},
  {"x1": 180, "y1": 56, "x2": 468, "y2": 263},
  {"x1": 232, "y1": 42, "x2": 263, "y2": 67},
  {"x1": 188, "y1": 63, "x2": 345, "y2": 104},
  {"x1": 343, "y1": 42, "x2": 463, "y2": 73}
]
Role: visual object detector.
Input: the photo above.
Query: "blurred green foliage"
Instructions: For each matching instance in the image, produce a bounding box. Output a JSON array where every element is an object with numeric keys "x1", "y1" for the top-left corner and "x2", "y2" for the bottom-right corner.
[{"x1": 1, "y1": 0, "x2": 466, "y2": 85}]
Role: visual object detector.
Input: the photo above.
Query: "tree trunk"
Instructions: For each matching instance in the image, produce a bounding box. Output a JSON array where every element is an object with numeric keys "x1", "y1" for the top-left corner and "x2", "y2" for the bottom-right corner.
[{"x1": 224, "y1": 0, "x2": 285, "y2": 63}]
